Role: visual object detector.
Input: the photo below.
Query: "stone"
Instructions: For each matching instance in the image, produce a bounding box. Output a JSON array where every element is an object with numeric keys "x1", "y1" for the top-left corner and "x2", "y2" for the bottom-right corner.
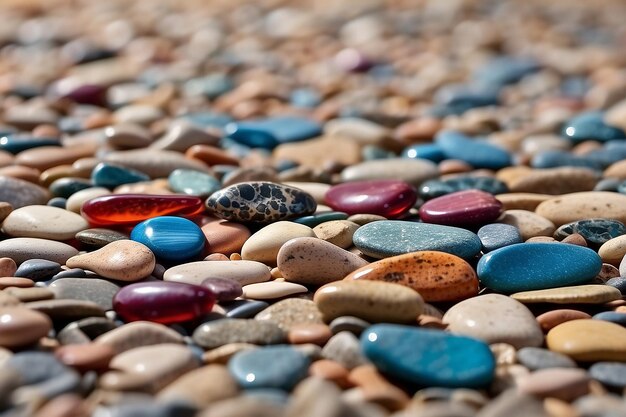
[
  {"x1": 287, "y1": 324, "x2": 332, "y2": 346},
  {"x1": 593, "y1": 311, "x2": 626, "y2": 326},
  {"x1": 104, "y1": 123, "x2": 153, "y2": 149},
  {"x1": 497, "y1": 210, "x2": 555, "y2": 241},
  {"x1": 150, "y1": 121, "x2": 219, "y2": 152},
  {"x1": 168, "y1": 169, "x2": 221, "y2": 198},
  {"x1": 588, "y1": 362, "x2": 626, "y2": 388},
  {"x1": 477, "y1": 243, "x2": 602, "y2": 293},
  {"x1": 506, "y1": 167, "x2": 598, "y2": 195},
  {"x1": 165, "y1": 260, "x2": 271, "y2": 287},
  {"x1": 131, "y1": 216, "x2": 206, "y2": 262},
  {"x1": 1, "y1": 204, "x2": 89, "y2": 240},
  {"x1": 226, "y1": 116, "x2": 322, "y2": 149},
  {"x1": 255, "y1": 298, "x2": 324, "y2": 331},
  {"x1": 496, "y1": 193, "x2": 553, "y2": 211},
  {"x1": 104, "y1": 149, "x2": 209, "y2": 178},
  {"x1": 242, "y1": 281, "x2": 308, "y2": 299},
  {"x1": 91, "y1": 162, "x2": 150, "y2": 189},
  {"x1": 55, "y1": 342, "x2": 115, "y2": 373},
  {"x1": 547, "y1": 319, "x2": 626, "y2": 361},
  {"x1": 27, "y1": 299, "x2": 105, "y2": 321},
  {"x1": 0, "y1": 306, "x2": 52, "y2": 348},
  {"x1": 312, "y1": 220, "x2": 360, "y2": 249},
  {"x1": 50, "y1": 278, "x2": 120, "y2": 311},
  {"x1": 599, "y1": 235, "x2": 626, "y2": 265},
  {"x1": 95, "y1": 321, "x2": 184, "y2": 354},
  {"x1": 0, "y1": 176, "x2": 50, "y2": 208},
  {"x1": 435, "y1": 130, "x2": 511, "y2": 169},
  {"x1": 6, "y1": 287, "x2": 54, "y2": 302},
  {"x1": 477, "y1": 390, "x2": 548, "y2": 417},
  {"x1": 277, "y1": 237, "x2": 368, "y2": 286},
  {"x1": 157, "y1": 365, "x2": 239, "y2": 408},
  {"x1": 0, "y1": 238, "x2": 78, "y2": 265},
  {"x1": 66, "y1": 240, "x2": 156, "y2": 281},
  {"x1": 75, "y1": 228, "x2": 128, "y2": 248},
  {"x1": 65, "y1": 187, "x2": 111, "y2": 213},
  {"x1": 516, "y1": 347, "x2": 577, "y2": 370},
  {"x1": 517, "y1": 368, "x2": 590, "y2": 401},
  {"x1": 0, "y1": 257, "x2": 17, "y2": 277},
  {"x1": 293, "y1": 212, "x2": 350, "y2": 228},
  {"x1": 346, "y1": 251, "x2": 478, "y2": 302},
  {"x1": 348, "y1": 364, "x2": 411, "y2": 411},
  {"x1": 419, "y1": 190, "x2": 503, "y2": 227},
  {"x1": 201, "y1": 219, "x2": 251, "y2": 255},
  {"x1": 353, "y1": 220, "x2": 481, "y2": 260},
  {"x1": 566, "y1": 218, "x2": 626, "y2": 248},
  {"x1": 0, "y1": 202, "x2": 13, "y2": 223},
  {"x1": 562, "y1": 111, "x2": 626, "y2": 142},
  {"x1": 420, "y1": 176, "x2": 508, "y2": 200},
  {"x1": 477, "y1": 223, "x2": 523, "y2": 252},
  {"x1": 511, "y1": 285, "x2": 622, "y2": 304},
  {"x1": 192, "y1": 319, "x2": 285, "y2": 349},
  {"x1": 273, "y1": 135, "x2": 361, "y2": 168},
  {"x1": 536, "y1": 309, "x2": 592, "y2": 332},
  {"x1": 241, "y1": 222, "x2": 315, "y2": 265},
  {"x1": 536, "y1": 191, "x2": 626, "y2": 227},
  {"x1": 206, "y1": 182, "x2": 317, "y2": 223},
  {"x1": 443, "y1": 294, "x2": 544, "y2": 348},
  {"x1": 200, "y1": 278, "x2": 243, "y2": 301},
  {"x1": 324, "y1": 117, "x2": 390, "y2": 147},
  {"x1": 324, "y1": 180, "x2": 417, "y2": 218},
  {"x1": 197, "y1": 397, "x2": 285, "y2": 417},
  {"x1": 361, "y1": 324, "x2": 495, "y2": 388},
  {"x1": 13, "y1": 259, "x2": 61, "y2": 280},
  {"x1": 228, "y1": 345, "x2": 311, "y2": 390},
  {"x1": 314, "y1": 280, "x2": 424, "y2": 323},
  {"x1": 340, "y1": 158, "x2": 438, "y2": 186}
]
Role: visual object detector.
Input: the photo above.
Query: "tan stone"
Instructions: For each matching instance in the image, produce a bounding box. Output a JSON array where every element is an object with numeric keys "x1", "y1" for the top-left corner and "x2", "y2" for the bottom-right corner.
[
  {"x1": 536, "y1": 192, "x2": 626, "y2": 227},
  {"x1": 274, "y1": 135, "x2": 361, "y2": 168},
  {"x1": 313, "y1": 220, "x2": 360, "y2": 249},
  {"x1": 158, "y1": 365, "x2": 239, "y2": 408},
  {"x1": 547, "y1": 319, "x2": 626, "y2": 361},
  {"x1": 498, "y1": 210, "x2": 555, "y2": 240}
]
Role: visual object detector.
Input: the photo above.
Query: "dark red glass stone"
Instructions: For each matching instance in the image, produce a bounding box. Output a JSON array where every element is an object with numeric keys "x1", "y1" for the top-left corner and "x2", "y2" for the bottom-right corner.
[
  {"x1": 324, "y1": 180, "x2": 417, "y2": 218},
  {"x1": 419, "y1": 189, "x2": 503, "y2": 226}
]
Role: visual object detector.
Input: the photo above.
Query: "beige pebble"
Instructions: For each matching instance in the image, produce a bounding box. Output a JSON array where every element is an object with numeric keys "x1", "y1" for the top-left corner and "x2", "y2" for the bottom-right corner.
[
  {"x1": 242, "y1": 281, "x2": 308, "y2": 300},
  {"x1": 340, "y1": 158, "x2": 438, "y2": 186},
  {"x1": 104, "y1": 149, "x2": 209, "y2": 179},
  {"x1": 255, "y1": 298, "x2": 324, "y2": 331},
  {"x1": 104, "y1": 123, "x2": 153, "y2": 149},
  {"x1": 314, "y1": 280, "x2": 423, "y2": 323},
  {"x1": 547, "y1": 319, "x2": 626, "y2": 361},
  {"x1": 506, "y1": 167, "x2": 598, "y2": 195},
  {"x1": 347, "y1": 213, "x2": 387, "y2": 225},
  {"x1": 1, "y1": 205, "x2": 89, "y2": 240},
  {"x1": 599, "y1": 235, "x2": 626, "y2": 265},
  {"x1": 158, "y1": 365, "x2": 239, "y2": 408},
  {"x1": 605, "y1": 99, "x2": 626, "y2": 131},
  {"x1": 496, "y1": 193, "x2": 554, "y2": 211},
  {"x1": 274, "y1": 136, "x2": 361, "y2": 168},
  {"x1": 202, "y1": 343, "x2": 256, "y2": 364},
  {"x1": 95, "y1": 321, "x2": 184, "y2": 354},
  {"x1": 32, "y1": 394, "x2": 90, "y2": 417},
  {"x1": 0, "y1": 165, "x2": 41, "y2": 183},
  {"x1": 164, "y1": 260, "x2": 271, "y2": 286},
  {"x1": 0, "y1": 291, "x2": 21, "y2": 307},
  {"x1": 490, "y1": 343, "x2": 517, "y2": 366},
  {"x1": 66, "y1": 240, "x2": 155, "y2": 281},
  {"x1": 282, "y1": 182, "x2": 331, "y2": 204},
  {"x1": 324, "y1": 118, "x2": 391, "y2": 147},
  {"x1": 511, "y1": 285, "x2": 622, "y2": 304},
  {"x1": 65, "y1": 187, "x2": 111, "y2": 213},
  {"x1": 0, "y1": 238, "x2": 78, "y2": 265},
  {"x1": 313, "y1": 220, "x2": 360, "y2": 249},
  {"x1": 348, "y1": 364, "x2": 410, "y2": 411},
  {"x1": 498, "y1": 209, "x2": 555, "y2": 240},
  {"x1": 113, "y1": 104, "x2": 163, "y2": 125},
  {"x1": 15, "y1": 144, "x2": 95, "y2": 172},
  {"x1": 241, "y1": 221, "x2": 315, "y2": 266},
  {"x1": 0, "y1": 257, "x2": 17, "y2": 277},
  {"x1": 0, "y1": 277, "x2": 34, "y2": 290},
  {"x1": 536, "y1": 192, "x2": 626, "y2": 227},
  {"x1": 517, "y1": 368, "x2": 590, "y2": 402},
  {"x1": 603, "y1": 159, "x2": 626, "y2": 180},
  {"x1": 0, "y1": 306, "x2": 52, "y2": 348},
  {"x1": 150, "y1": 121, "x2": 219, "y2": 152},
  {"x1": 4, "y1": 287, "x2": 54, "y2": 302}
]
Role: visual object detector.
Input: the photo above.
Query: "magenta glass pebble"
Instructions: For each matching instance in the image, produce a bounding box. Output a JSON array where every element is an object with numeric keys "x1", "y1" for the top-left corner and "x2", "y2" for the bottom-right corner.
[
  {"x1": 201, "y1": 278, "x2": 243, "y2": 301},
  {"x1": 113, "y1": 281, "x2": 215, "y2": 324},
  {"x1": 419, "y1": 189, "x2": 503, "y2": 227},
  {"x1": 325, "y1": 180, "x2": 417, "y2": 218}
]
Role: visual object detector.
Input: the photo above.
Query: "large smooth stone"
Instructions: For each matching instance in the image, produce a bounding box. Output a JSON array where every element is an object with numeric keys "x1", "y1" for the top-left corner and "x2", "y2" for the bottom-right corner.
[
  {"x1": 277, "y1": 237, "x2": 368, "y2": 286},
  {"x1": 206, "y1": 182, "x2": 317, "y2": 223},
  {"x1": 103, "y1": 149, "x2": 209, "y2": 178},
  {"x1": 0, "y1": 238, "x2": 78, "y2": 265},
  {"x1": 314, "y1": 280, "x2": 423, "y2": 323},
  {"x1": 506, "y1": 167, "x2": 598, "y2": 195},
  {"x1": 547, "y1": 319, "x2": 626, "y2": 362},
  {"x1": 443, "y1": 294, "x2": 544, "y2": 348},
  {"x1": 435, "y1": 131, "x2": 511, "y2": 169},
  {"x1": 228, "y1": 345, "x2": 311, "y2": 390},
  {"x1": 361, "y1": 324, "x2": 495, "y2": 388},
  {"x1": 192, "y1": 319, "x2": 285, "y2": 349},
  {"x1": 66, "y1": 240, "x2": 155, "y2": 281},
  {"x1": 562, "y1": 111, "x2": 626, "y2": 143},
  {"x1": 164, "y1": 260, "x2": 271, "y2": 286},
  {"x1": 273, "y1": 135, "x2": 361, "y2": 169},
  {"x1": 419, "y1": 190, "x2": 503, "y2": 227},
  {"x1": 225, "y1": 116, "x2": 322, "y2": 149},
  {"x1": 477, "y1": 243, "x2": 602, "y2": 293},
  {"x1": 339, "y1": 158, "x2": 438, "y2": 186},
  {"x1": 516, "y1": 347, "x2": 577, "y2": 370},
  {"x1": 345, "y1": 251, "x2": 478, "y2": 302},
  {"x1": 589, "y1": 362, "x2": 626, "y2": 389},
  {"x1": 94, "y1": 321, "x2": 184, "y2": 354},
  {"x1": 242, "y1": 281, "x2": 308, "y2": 300},
  {"x1": 497, "y1": 210, "x2": 555, "y2": 241},
  {"x1": 241, "y1": 222, "x2": 315, "y2": 266},
  {"x1": 0, "y1": 306, "x2": 52, "y2": 348},
  {"x1": 1, "y1": 205, "x2": 89, "y2": 240},
  {"x1": 517, "y1": 368, "x2": 591, "y2": 402},
  {"x1": 599, "y1": 235, "x2": 626, "y2": 265},
  {"x1": 0, "y1": 176, "x2": 50, "y2": 208},
  {"x1": 150, "y1": 121, "x2": 219, "y2": 152},
  {"x1": 324, "y1": 180, "x2": 417, "y2": 218},
  {"x1": 536, "y1": 192, "x2": 626, "y2": 226},
  {"x1": 353, "y1": 220, "x2": 481, "y2": 260},
  {"x1": 131, "y1": 216, "x2": 205, "y2": 262},
  {"x1": 511, "y1": 285, "x2": 622, "y2": 304}
]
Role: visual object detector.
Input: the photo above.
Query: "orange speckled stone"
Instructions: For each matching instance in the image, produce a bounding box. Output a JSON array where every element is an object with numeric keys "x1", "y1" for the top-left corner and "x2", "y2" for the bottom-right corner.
[
  {"x1": 344, "y1": 251, "x2": 478, "y2": 302},
  {"x1": 536, "y1": 309, "x2": 591, "y2": 332}
]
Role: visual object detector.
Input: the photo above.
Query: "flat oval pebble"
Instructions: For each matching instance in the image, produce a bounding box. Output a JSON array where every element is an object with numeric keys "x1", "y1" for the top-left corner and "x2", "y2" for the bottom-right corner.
[
  {"x1": 511, "y1": 285, "x2": 622, "y2": 304},
  {"x1": 589, "y1": 362, "x2": 626, "y2": 388},
  {"x1": 50, "y1": 278, "x2": 120, "y2": 311},
  {"x1": 94, "y1": 321, "x2": 184, "y2": 354},
  {"x1": 164, "y1": 260, "x2": 271, "y2": 286},
  {"x1": 562, "y1": 111, "x2": 626, "y2": 142},
  {"x1": 353, "y1": 220, "x2": 482, "y2": 260},
  {"x1": 536, "y1": 309, "x2": 592, "y2": 332},
  {"x1": 91, "y1": 162, "x2": 150, "y2": 189},
  {"x1": 324, "y1": 180, "x2": 417, "y2": 218},
  {"x1": 241, "y1": 221, "x2": 315, "y2": 265},
  {"x1": 599, "y1": 235, "x2": 626, "y2": 265},
  {"x1": 314, "y1": 280, "x2": 424, "y2": 323},
  {"x1": 200, "y1": 278, "x2": 242, "y2": 301},
  {"x1": 157, "y1": 365, "x2": 239, "y2": 408},
  {"x1": 192, "y1": 318, "x2": 286, "y2": 349},
  {"x1": 477, "y1": 223, "x2": 523, "y2": 252},
  {"x1": 339, "y1": 158, "x2": 438, "y2": 186},
  {"x1": 226, "y1": 116, "x2": 322, "y2": 149},
  {"x1": 361, "y1": 324, "x2": 496, "y2": 388},
  {"x1": 516, "y1": 368, "x2": 591, "y2": 402},
  {"x1": 0, "y1": 176, "x2": 50, "y2": 208},
  {"x1": 14, "y1": 259, "x2": 62, "y2": 280},
  {"x1": 0, "y1": 238, "x2": 78, "y2": 265},
  {"x1": 1, "y1": 205, "x2": 89, "y2": 240},
  {"x1": 536, "y1": 192, "x2": 626, "y2": 227},
  {"x1": 547, "y1": 319, "x2": 626, "y2": 361},
  {"x1": 436, "y1": 131, "x2": 512, "y2": 169},
  {"x1": 277, "y1": 237, "x2": 368, "y2": 286},
  {"x1": 242, "y1": 281, "x2": 308, "y2": 300},
  {"x1": 206, "y1": 182, "x2": 317, "y2": 223},
  {"x1": 254, "y1": 298, "x2": 324, "y2": 331},
  {"x1": 168, "y1": 169, "x2": 221, "y2": 197},
  {"x1": 201, "y1": 219, "x2": 251, "y2": 255},
  {"x1": 516, "y1": 347, "x2": 577, "y2": 370},
  {"x1": 0, "y1": 306, "x2": 52, "y2": 348},
  {"x1": 420, "y1": 176, "x2": 508, "y2": 200},
  {"x1": 131, "y1": 216, "x2": 205, "y2": 262},
  {"x1": 419, "y1": 190, "x2": 503, "y2": 227},
  {"x1": 103, "y1": 149, "x2": 209, "y2": 178},
  {"x1": 66, "y1": 240, "x2": 155, "y2": 281},
  {"x1": 477, "y1": 243, "x2": 602, "y2": 293},
  {"x1": 345, "y1": 251, "x2": 478, "y2": 302},
  {"x1": 443, "y1": 294, "x2": 544, "y2": 348},
  {"x1": 593, "y1": 311, "x2": 626, "y2": 326},
  {"x1": 312, "y1": 220, "x2": 359, "y2": 249},
  {"x1": 75, "y1": 228, "x2": 128, "y2": 248},
  {"x1": 497, "y1": 210, "x2": 556, "y2": 241}
]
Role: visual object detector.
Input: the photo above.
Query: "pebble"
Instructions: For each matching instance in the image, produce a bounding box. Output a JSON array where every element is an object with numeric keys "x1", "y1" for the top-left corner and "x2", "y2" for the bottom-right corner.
[
  {"x1": 443, "y1": 294, "x2": 544, "y2": 348},
  {"x1": 547, "y1": 319, "x2": 626, "y2": 361},
  {"x1": 164, "y1": 260, "x2": 271, "y2": 286},
  {"x1": 511, "y1": 285, "x2": 622, "y2": 304},
  {"x1": 353, "y1": 220, "x2": 482, "y2": 260},
  {"x1": 506, "y1": 167, "x2": 598, "y2": 195},
  {"x1": 273, "y1": 135, "x2": 361, "y2": 168},
  {"x1": 314, "y1": 280, "x2": 424, "y2": 323},
  {"x1": 536, "y1": 309, "x2": 592, "y2": 332},
  {"x1": 226, "y1": 116, "x2": 322, "y2": 149},
  {"x1": 157, "y1": 365, "x2": 239, "y2": 408},
  {"x1": 13, "y1": 259, "x2": 61, "y2": 280},
  {"x1": 517, "y1": 368, "x2": 591, "y2": 402},
  {"x1": 419, "y1": 190, "x2": 503, "y2": 227},
  {"x1": 477, "y1": 223, "x2": 523, "y2": 252},
  {"x1": 1, "y1": 205, "x2": 89, "y2": 240},
  {"x1": 277, "y1": 237, "x2": 368, "y2": 286},
  {"x1": 0, "y1": 257, "x2": 17, "y2": 277},
  {"x1": 94, "y1": 321, "x2": 184, "y2": 354},
  {"x1": 497, "y1": 210, "x2": 556, "y2": 240},
  {"x1": 55, "y1": 342, "x2": 115, "y2": 373},
  {"x1": 0, "y1": 176, "x2": 50, "y2": 208},
  {"x1": 201, "y1": 219, "x2": 251, "y2": 255},
  {"x1": 50, "y1": 278, "x2": 120, "y2": 310},
  {"x1": 312, "y1": 220, "x2": 360, "y2": 249},
  {"x1": 435, "y1": 131, "x2": 511, "y2": 169},
  {"x1": 562, "y1": 111, "x2": 626, "y2": 143},
  {"x1": 168, "y1": 169, "x2": 221, "y2": 198},
  {"x1": 75, "y1": 228, "x2": 128, "y2": 248},
  {"x1": 131, "y1": 216, "x2": 205, "y2": 262},
  {"x1": 420, "y1": 176, "x2": 508, "y2": 200},
  {"x1": 193, "y1": 319, "x2": 285, "y2": 349},
  {"x1": 0, "y1": 238, "x2": 78, "y2": 265},
  {"x1": 91, "y1": 162, "x2": 150, "y2": 189},
  {"x1": 477, "y1": 243, "x2": 602, "y2": 293},
  {"x1": 67, "y1": 240, "x2": 155, "y2": 281},
  {"x1": 254, "y1": 298, "x2": 324, "y2": 331},
  {"x1": 0, "y1": 306, "x2": 52, "y2": 348},
  {"x1": 517, "y1": 347, "x2": 577, "y2": 370},
  {"x1": 593, "y1": 311, "x2": 626, "y2": 326},
  {"x1": 340, "y1": 158, "x2": 438, "y2": 186},
  {"x1": 324, "y1": 180, "x2": 417, "y2": 218},
  {"x1": 200, "y1": 278, "x2": 243, "y2": 301},
  {"x1": 242, "y1": 281, "x2": 308, "y2": 300},
  {"x1": 241, "y1": 221, "x2": 315, "y2": 265},
  {"x1": 588, "y1": 362, "x2": 626, "y2": 388},
  {"x1": 536, "y1": 191, "x2": 626, "y2": 226}
]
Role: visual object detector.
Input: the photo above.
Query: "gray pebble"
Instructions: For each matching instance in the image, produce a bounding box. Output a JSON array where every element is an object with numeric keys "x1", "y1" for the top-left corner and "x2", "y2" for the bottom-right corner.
[{"x1": 516, "y1": 347, "x2": 577, "y2": 370}]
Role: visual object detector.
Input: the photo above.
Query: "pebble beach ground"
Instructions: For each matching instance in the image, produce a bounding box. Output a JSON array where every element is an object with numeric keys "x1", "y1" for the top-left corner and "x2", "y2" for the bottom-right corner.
[{"x1": 2, "y1": 0, "x2": 626, "y2": 416}]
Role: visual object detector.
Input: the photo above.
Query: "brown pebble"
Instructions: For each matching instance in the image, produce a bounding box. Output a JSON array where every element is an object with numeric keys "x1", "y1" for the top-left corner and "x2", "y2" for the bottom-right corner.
[
  {"x1": 0, "y1": 165, "x2": 41, "y2": 183},
  {"x1": 308, "y1": 359, "x2": 352, "y2": 389},
  {"x1": 0, "y1": 257, "x2": 17, "y2": 277},
  {"x1": 348, "y1": 365, "x2": 410, "y2": 411},
  {"x1": 55, "y1": 343, "x2": 115, "y2": 373},
  {"x1": 288, "y1": 324, "x2": 332, "y2": 346},
  {"x1": 536, "y1": 309, "x2": 592, "y2": 332},
  {"x1": 526, "y1": 236, "x2": 557, "y2": 243},
  {"x1": 562, "y1": 233, "x2": 587, "y2": 246},
  {"x1": 0, "y1": 277, "x2": 34, "y2": 289},
  {"x1": 230, "y1": 253, "x2": 242, "y2": 261},
  {"x1": 270, "y1": 267, "x2": 283, "y2": 279},
  {"x1": 0, "y1": 306, "x2": 52, "y2": 348},
  {"x1": 202, "y1": 343, "x2": 256, "y2": 365},
  {"x1": 200, "y1": 218, "x2": 251, "y2": 256},
  {"x1": 0, "y1": 291, "x2": 21, "y2": 307},
  {"x1": 438, "y1": 159, "x2": 474, "y2": 175},
  {"x1": 186, "y1": 144, "x2": 240, "y2": 167},
  {"x1": 32, "y1": 124, "x2": 61, "y2": 138},
  {"x1": 4, "y1": 287, "x2": 54, "y2": 302},
  {"x1": 33, "y1": 394, "x2": 90, "y2": 417}
]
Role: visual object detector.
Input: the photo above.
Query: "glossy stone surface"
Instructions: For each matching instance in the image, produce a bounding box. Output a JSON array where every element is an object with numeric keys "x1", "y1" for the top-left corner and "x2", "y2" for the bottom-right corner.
[
  {"x1": 292, "y1": 211, "x2": 349, "y2": 227},
  {"x1": 200, "y1": 278, "x2": 243, "y2": 301},
  {"x1": 0, "y1": 135, "x2": 60, "y2": 154},
  {"x1": 225, "y1": 116, "x2": 322, "y2": 149},
  {"x1": 547, "y1": 319, "x2": 626, "y2": 362},
  {"x1": 131, "y1": 216, "x2": 205, "y2": 261},
  {"x1": 477, "y1": 243, "x2": 602, "y2": 293},
  {"x1": 91, "y1": 162, "x2": 150, "y2": 189},
  {"x1": 324, "y1": 180, "x2": 417, "y2": 218},
  {"x1": 419, "y1": 190, "x2": 503, "y2": 227},
  {"x1": 113, "y1": 281, "x2": 215, "y2": 324},
  {"x1": 477, "y1": 223, "x2": 523, "y2": 252},
  {"x1": 168, "y1": 169, "x2": 221, "y2": 197},
  {"x1": 353, "y1": 220, "x2": 482, "y2": 259},
  {"x1": 435, "y1": 131, "x2": 512, "y2": 169},
  {"x1": 81, "y1": 194, "x2": 204, "y2": 226},
  {"x1": 420, "y1": 176, "x2": 508, "y2": 200},
  {"x1": 361, "y1": 324, "x2": 495, "y2": 388},
  {"x1": 562, "y1": 111, "x2": 626, "y2": 143},
  {"x1": 206, "y1": 182, "x2": 317, "y2": 223}
]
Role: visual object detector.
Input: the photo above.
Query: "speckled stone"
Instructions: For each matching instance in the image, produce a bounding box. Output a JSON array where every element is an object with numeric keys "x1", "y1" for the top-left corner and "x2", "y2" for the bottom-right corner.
[
  {"x1": 0, "y1": 238, "x2": 78, "y2": 265},
  {"x1": 1, "y1": 205, "x2": 89, "y2": 240},
  {"x1": 206, "y1": 182, "x2": 317, "y2": 223},
  {"x1": 516, "y1": 347, "x2": 577, "y2": 370},
  {"x1": 511, "y1": 285, "x2": 621, "y2": 304},
  {"x1": 75, "y1": 228, "x2": 129, "y2": 248},
  {"x1": 192, "y1": 319, "x2": 286, "y2": 349},
  {"x1": 49, "y1": 278, "x2": 120, "y2": 310},
  {"x1": 536, "y1": 192, "x2": 626, "y2": 227},
  {"x1": 241, "y1": 221, "x2": 315, "y2": 265},
  {"x1": 164, "y1": 260, "x2": 271, "y2": 286},
  {"x1": 353, "y1": 220, "x2": 481, "y2": 260},
  {"x1": 255, "y1": 298, "x2": 324, "y2": 331}
]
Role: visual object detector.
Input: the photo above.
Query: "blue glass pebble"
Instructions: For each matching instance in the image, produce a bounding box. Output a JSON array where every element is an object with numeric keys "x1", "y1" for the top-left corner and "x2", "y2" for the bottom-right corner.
[
  {"x1": 562, "y1": 111, "x2": 626, "y2": 143},
  {"x1": 477, "y1": 243, "x2": 603, "y2": 293},
  {"x1": 0, "y1": 135, "x2": 60, "y2": 154},
  {"x1": 47, "y1": 197, "x2": 67, "y2": 209},
  {"x1": 593, "y1": 312, "x2": 626, "y2": 326},
  {"x1": 91, "y1": 162, "x2": 150, "y2": 189},
  {"x1": 361, "y1": 324, "x2": 495, "y2": 388},
  {"x1": 435, "y1": 131, "x2": 511, "y2": 169},
  {"x1": 420, "y1": 176, "x2": 508, "y2": 200},
  {"x1": 228, "y1": 345, "x2": 310, "y2": 390},
  {"x1": 225, "y1": 116, "x2": 323, "y2": 149},
  {"x1": 477, "y1": 224, "x2": 522, "y2": 253},
  {"x1": 130, "y1": 216, "x2": 205, "y2": 262},
  {"x1": 402, "y1": 144, "x2": 445, "y2": 163}
]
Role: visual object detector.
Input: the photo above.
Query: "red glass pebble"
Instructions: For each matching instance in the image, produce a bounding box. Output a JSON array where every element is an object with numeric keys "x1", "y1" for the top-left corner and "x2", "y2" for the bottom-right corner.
[
  {"x1": 81, "y1": 194, "x2": 204, "y2": 226},
  {"x1": 419, "y1": 189, "x2": 503, "y2": 226},
  {"x1": 324, "y1": 180, "x2": 417, "y2": 218},
  {"x1": 113, "y1": 281, "x2": 215, "y2": 324}
]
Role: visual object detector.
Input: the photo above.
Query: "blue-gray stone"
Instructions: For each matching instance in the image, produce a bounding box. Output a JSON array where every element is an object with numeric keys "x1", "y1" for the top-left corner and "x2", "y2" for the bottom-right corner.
[
  {"x1": 353, "y1": 220, "x2": 482, "y2": 260},
  {"x1": 47, "y1": 197, "x2": 67, "y2": 209},
  {"x1": 516, "y1": 347, "x2": 577, "y2": 370},
  {"x1": 228, "y1": 345, "x2": 310, "y2": 390},
  {"x1": 361, "y1": 324, "x2": 495, "y2": 388},
  {"x1": 606, "y1": 277, "x2": 626, "y2": 295},
  {"x1": 168, "y1": 169, "x2": 221, "y2": 197},
  {"x1": 0, "y1": 135, "x2": 60, "y2": 154},
  {"x1": 14, "y1": 259, "x2": 62, "y2": 281},
  {"x1": 477, "y1": 243, "x2": 603, "y2": 293},
  {"x1": 562, "y1": 111, "x2": 626, "y2": 143},
  {"x1": 293, "y1": 211, "x2": 349, "y2": 227},
  {"x1": 420, "y1": 176, "x2": 508, "y2": 200},
  {"x1": 434, "y1": 83, "x2": 499, "y2": 111},
  {"x1": 5, "y1": 352, "x2": 81, "y2": 398},
  {"x1": 49, "y1": 278, "x2": 120, "y2": 311},
  {"x1": 181, "y1": 112, "x2": 233, "y2": 129},
  {"x1": 554, "y1": 219, "x2": 625, "y2": 247},
  {"x1": 586, "y1": 147, "x2": 626, "y2": 168},
  {"x1": 102, "y1": 402, "x2": 197, "y2": 417},
  {"x1": 593, "y1": 312, "x2": 626, "y2": 326},
  {"x1": 402, "y1": 144, "x2": 445, "y2": 163},
  {"x1": 290, "y1": 88, "x2": 321, "y2": 108},
  {"x1": 243, "y1": 389, "x2": 290, "y2": 404},
  {"x1": 473, "y1": 56, "x2": 540, "y2": 87},
  {"x1": 91, "y1": 162, "x2": 150, "y2": 189},
  {"x1": 531, "y1": 151, "x2": 604, "y2": 171},
  {"x1": 49, "y1": 177, "x2": 93, "y2": 199},
  {"x1": 224, "y1": 300, "x2": 270, "y2": 318},
  {"x1": 589, "y1": 362, "x2": 626, "y2": 388},
  {"x1": 435, "y1": 131, "x2": 511, "y2": 169},
  {"x1": 225, "y1": 116, "x2": 322, "y2": 149},
  {"x1": 362, "y1": 145, "x2": 395, "y2": 160},
  {"x1": 478, "y1": 224, "x2": 523, "y2": 253},
  {"x1": 594, "y1": 178, "x2": 621, "y2": 192}
]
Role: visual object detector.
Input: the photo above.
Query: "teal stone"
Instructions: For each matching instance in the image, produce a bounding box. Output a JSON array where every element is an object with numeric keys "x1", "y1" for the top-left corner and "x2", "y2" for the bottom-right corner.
[
  {"x1": 293, "y1": 211, "x2": 349, "y2": 227},
  {"x1": 402, "y1": 144, "x2": 445, "y2": 163},
  {"x1": 228, "y1": 345, "x2": 310, "y2": 390},
  {"x1": 361, "y1": 324, "x2": 495, "y2": 388},
  {"x1": 435, "y1": 131, "x2": 511, "y2": 169},
  {"x1": 353, "y1": 220, "x2": 482, "y2": 260},
  {"x1": 130, "y1": 216, "x2": 205, "y2": 262},
  {"x1": 225, "y1": 116, "x2": 323, "y2": 149},
  {"x1": 0, "y1": 135, "x2": 60, "y2": 154},
  {"x1": 477, "y1": 243, "x2": 602, "y2": 293},
  {"x1": 168, "y1": 169, "x2": 221, "y2": 197},
  {"x1": 91, "y1": 162, "x2": 150, "y2": 189},
  {"x1": 49, "y1": 178, "x2": 93, "y2": 198},
  {"x1": 562, "y1": 111, "x2": 626, "y2": 143},
  {"x1": 224, "y1": 300, "x2": 269, "y2": 318},
  {"x1": 420, "y1": 176, "x2": 508, "y2": 200},
  {"x1": 434, "y1": 83, "x2": 499, "y2": 113},
  {"x1": 290, "y1": 88, "x2": 321, "y2": 108}
]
